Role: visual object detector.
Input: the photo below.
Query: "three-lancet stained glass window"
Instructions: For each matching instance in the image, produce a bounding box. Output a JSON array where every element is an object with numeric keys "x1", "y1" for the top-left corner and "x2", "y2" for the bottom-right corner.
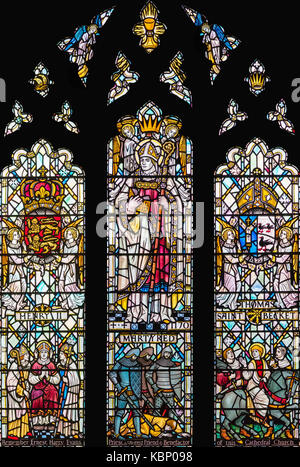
[
  {"x1": 106, "y1": 101, "x2": 193, "y2": 446},
  {"x1": 0, "y1": 139, "x2": 85, "y2": 446}
]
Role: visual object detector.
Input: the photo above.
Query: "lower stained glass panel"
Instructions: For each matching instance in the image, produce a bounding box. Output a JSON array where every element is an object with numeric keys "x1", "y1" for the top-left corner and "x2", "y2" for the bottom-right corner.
[{"x1": 107, "y1": 331, "x2": 192, "y2": 447}]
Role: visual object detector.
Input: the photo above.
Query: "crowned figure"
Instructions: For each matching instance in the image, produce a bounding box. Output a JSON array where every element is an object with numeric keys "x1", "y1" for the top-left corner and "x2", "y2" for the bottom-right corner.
[{"x1": 29, "y1": 341, "x2": 60, "y2": 430}]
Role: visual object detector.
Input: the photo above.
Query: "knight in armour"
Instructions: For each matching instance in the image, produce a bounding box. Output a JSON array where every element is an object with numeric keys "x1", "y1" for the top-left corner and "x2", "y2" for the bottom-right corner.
[
  {"x1": 109, "y1": 348, "x2": 143, "y2": 439},
  {"x1": 145, "y1": 346, "x2": 182, "y2": 421}
]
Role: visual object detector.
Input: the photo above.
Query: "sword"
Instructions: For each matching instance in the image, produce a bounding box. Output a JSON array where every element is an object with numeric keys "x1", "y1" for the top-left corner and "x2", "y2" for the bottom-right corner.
[
  {"x1": 156, "y1": 390, "x2": 185, "y2": 425},
  {"x1": 141, "y1": 392, "x2": 155, "y2": 409},
  {"x1": 216, "y1": 381, "x2": 238, "y2": 398},
  {"x1": 119, "y1": 388, "x2": 156, "y2": 432}
]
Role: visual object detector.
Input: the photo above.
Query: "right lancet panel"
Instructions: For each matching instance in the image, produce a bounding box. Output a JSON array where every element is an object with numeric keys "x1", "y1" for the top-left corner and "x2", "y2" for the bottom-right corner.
[{"x1": 214, "y1": 137, "x2": 300, "y2": 447}]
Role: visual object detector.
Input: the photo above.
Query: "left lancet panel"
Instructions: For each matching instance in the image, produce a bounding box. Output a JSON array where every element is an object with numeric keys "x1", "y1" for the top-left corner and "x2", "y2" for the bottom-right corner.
[{"x1": 0, "y1": 139, "x2": 85, "y2": 447}]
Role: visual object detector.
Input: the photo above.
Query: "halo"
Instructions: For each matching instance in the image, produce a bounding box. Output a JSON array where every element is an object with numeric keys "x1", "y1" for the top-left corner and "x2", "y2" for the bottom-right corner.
[
  {"x1": 121, "y1": 123, "x2": 134, "y2": 137},
  {"x1": 7, "y1": 227, "x2": 21, "y2": 242},
  {"x1": 278, "y1": 226, "x2": 293, "y2": 240},
  {"x1": 116, "y1": 116, "x2": 137, "y2": 133},
  {"x1": 64, "y1": 226, "x2": 79, "y2": 240},
  {"x1": 221, "y1": 227, "x2": 236, "y2": 241},
  {"x1": 165, "y1": 123, "x2": 179, "y2": 138},
  {"x1": 249, "y1": 343, "x2": 265, "y2": 358}
]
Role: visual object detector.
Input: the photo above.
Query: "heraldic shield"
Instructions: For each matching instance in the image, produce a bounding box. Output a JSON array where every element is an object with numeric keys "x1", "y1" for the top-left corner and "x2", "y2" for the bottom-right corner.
[{"x1": 21, "y1": 176, "x2": 64, "y2": 257}]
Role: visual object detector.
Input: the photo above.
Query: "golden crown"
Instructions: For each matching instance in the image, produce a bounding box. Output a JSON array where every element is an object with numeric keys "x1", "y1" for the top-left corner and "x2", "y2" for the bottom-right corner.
[
  {"x1": 20, "y1": 170, "x2": 65, "y2": 215},
  {"x1": 33, "y1": 74, "x2": 49, "y2": 91},
  {"x1": 249, "y1": 72, "x2": 265, "y2": 90},
  {"x1": 138, "y1": 115, "x2": 162, "y2": 133}
]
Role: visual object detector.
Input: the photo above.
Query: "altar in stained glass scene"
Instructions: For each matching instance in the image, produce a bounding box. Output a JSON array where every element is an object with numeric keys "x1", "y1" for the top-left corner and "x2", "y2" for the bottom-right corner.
[
  {"x1": 106, "y1": 102, "x2": 193, "y2": 446},
  {"x1": 0, "y1": 139, "x2": 85, "y2": 446},
  {"x1": 214, "y1": 137, "x2": 300, "y2": 446}
]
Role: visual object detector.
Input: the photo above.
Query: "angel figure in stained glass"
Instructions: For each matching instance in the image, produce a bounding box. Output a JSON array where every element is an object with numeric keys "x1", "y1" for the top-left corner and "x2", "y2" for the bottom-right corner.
[
  {"x1": 55, "y1": 225, "x2": 85, "y2": 312},
  {"x1": 57, "y1": 8, "x2": 115, "y2": 86},
  {"x1": 1, "y1": 227, "x2": 27, "y2": 314},
  {"x1": 29, "y1": 341, "x2": 60, "y2": 431},
  {"x1": 270, "y1": 225, "x2": 298, "y2": 309},
  {"x1": 215, "y1": 223, "x2": 244, "y2": 310},
  {"x1": 182, "y1": 5, "x2": 240, "y2": 84},
  {"x1": 114, "y1": 138, "x2": 184, "y2": 324}
]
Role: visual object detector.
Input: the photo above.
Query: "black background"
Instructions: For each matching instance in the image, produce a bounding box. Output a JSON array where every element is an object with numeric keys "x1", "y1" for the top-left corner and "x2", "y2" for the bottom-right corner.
[{"x1": 1, "y1": 0, "x2": 300, "y2": 455}]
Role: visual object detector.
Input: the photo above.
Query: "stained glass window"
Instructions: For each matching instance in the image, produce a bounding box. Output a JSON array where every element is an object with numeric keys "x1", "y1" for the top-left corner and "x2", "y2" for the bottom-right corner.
[
  {"x1": 107, "y1": 101, "x2": 193, "y2": 446},
  {"x1": 214, "y1": 138, "x2": 300, "y2": 446},
  {"x1": 0, "y1": 139, "x2": 85, "y2": 446}
]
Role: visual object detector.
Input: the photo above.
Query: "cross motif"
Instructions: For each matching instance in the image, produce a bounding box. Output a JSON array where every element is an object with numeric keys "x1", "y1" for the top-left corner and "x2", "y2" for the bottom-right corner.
[{"x1": 38, "y1": 166, "x2": 48, "y2": 178}]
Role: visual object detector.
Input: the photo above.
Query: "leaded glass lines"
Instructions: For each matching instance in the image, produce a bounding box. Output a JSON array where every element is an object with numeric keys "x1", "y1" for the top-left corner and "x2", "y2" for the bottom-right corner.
[
  {"x1": 214, "y1": 138, "x2": 300, "y2": 446},
  {"x1": 0, "y1": 139, "x2": 85, "y2": 446},
  {"x1": 107, "y1": 102, "x2": 193, "y2": 446}
]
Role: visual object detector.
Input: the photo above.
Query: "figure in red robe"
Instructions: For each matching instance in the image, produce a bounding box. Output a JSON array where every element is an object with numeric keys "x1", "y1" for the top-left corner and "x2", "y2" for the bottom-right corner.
[
  {"x1": 115, "y1": 138, "x2": 185, "y2": 323},
  {"x1": 216, "y1": 348, "x2": 245, "y2": 389},
  {"x1": 29, "y1": 340, "x2": 60, "y2": 430}
]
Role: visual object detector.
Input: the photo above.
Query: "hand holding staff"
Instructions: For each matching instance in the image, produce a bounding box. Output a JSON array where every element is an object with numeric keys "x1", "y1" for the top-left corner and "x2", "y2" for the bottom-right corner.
[{"x1": 10, "y1": 348, "x2": 33, "y2": 434}]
